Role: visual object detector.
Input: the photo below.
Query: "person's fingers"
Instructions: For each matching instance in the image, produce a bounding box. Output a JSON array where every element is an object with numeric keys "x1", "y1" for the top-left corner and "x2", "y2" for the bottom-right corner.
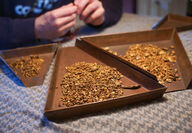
[
  {"x1": 50, "y1": 3, "x2": 77, "y2": 18},
  {"x1": 85, "y1": 7, "x2": 104, "y2": 25},
  {"x1": 80, "y1": 1, "x2": 100, "y2": 20},
  {"x1": 75, "y1": 0, "x2": 89, "y2": 14},
  {"x1": 54, "y1": 13, "x2": 76, "y2": 27},
  {"x1": 35, "y1": 2, "x2": 84, "y2": 40},
  {"x1": 88, "y1": 14, "x2": 105, "y2": 26},
  {"x1": 58, "y1": 20, "x2": 76, "y2": 35}
]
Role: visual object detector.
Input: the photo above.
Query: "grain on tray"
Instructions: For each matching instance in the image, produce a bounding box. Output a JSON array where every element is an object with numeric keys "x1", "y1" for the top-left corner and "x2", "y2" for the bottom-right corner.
[
  {"x1": 103, "y1": 44, "x2": 180, "y2": 84},
  {"x1": 59, "y1": 62, "x2": 141, "y2": 107},
  {"x1": 9, "y1": 55, "x2": 44, "y2": 78}
]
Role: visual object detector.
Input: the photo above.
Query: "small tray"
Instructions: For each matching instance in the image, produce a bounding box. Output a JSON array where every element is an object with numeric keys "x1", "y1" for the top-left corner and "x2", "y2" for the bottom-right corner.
[
  {"x1": 44, "y1": 46, "x2": 166, "y2": 121},
  {"x1": 152, "y1": 14, "x2": 192, "y2": 31},
  {"x1": 0, "y1": 44, "x2": 58, "y2": 87},
  {"x1": 80, "y1": 29, "x2": 192, "y2": 92}
]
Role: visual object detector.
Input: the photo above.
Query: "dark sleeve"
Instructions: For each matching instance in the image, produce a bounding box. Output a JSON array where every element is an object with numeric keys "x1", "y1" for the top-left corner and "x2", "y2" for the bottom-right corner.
[
  {"x1": 89, "y1": 0, "x2": 123, "y2": 28},
  {"x1": 102, "y1": 0, "x2": 123, "y2": 27},
  {"x1": 0, "y1": 17, "x2": 37, "y2": 50}
]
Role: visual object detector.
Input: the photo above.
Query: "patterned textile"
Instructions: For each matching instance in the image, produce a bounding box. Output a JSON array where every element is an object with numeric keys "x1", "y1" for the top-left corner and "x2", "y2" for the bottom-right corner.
[{"x1": 0, "y1": 14, "x2": 192, "y2": 133}]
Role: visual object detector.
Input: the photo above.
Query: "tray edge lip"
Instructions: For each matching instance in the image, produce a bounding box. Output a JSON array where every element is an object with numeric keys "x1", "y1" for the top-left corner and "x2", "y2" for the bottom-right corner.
[
  {"x1": 0, "y1": 43, "x2": 58, "y2": 56},
  {"x1": 152, "y1": 13, "x2": 192, "y2": 31},
  {"x1": 44, "y1": 85, "x2": 166, "y2": 114},
  {"x1": 80, "y1": 28, "x2": 174, "y2": 39}
]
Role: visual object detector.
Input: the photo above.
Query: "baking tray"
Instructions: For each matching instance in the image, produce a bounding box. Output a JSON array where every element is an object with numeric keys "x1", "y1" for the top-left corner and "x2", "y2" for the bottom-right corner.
[
  {"x1": 0, "y1": 44, "x2": 58, "y2": 87},
  {"x1": 44, "y1": 46, "x2": 166, "y2": 121},
  {"x1": 80, "y1": 29, "x2": 192, "y2": 92},
  {"x1": 152, "y1": 14, "x2": 192, "y2": 31}
]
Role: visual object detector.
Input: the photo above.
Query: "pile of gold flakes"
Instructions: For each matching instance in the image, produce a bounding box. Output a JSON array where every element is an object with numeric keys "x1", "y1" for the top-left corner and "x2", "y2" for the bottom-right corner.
[
  {"x1": 120, "y1": 44, "x2": 180, "y2": 84},
  {"x1": 59, "y1": 62, "x2": 124, "y2": 107},
  {"x1": 10, "y1": 55, "x2": 44, "y2": 78}
]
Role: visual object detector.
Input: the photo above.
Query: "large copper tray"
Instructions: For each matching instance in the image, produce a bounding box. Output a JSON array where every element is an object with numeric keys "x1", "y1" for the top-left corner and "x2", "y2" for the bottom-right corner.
[
  {"x1": 44, "y1": 46, "x2": 166, "y2": 121},
  {"x1": 0, "y1": 44, "x2": 58, "y2": 87},
  {"x1": 80, "y1": 29, "x2": 192, "y2": 92}
]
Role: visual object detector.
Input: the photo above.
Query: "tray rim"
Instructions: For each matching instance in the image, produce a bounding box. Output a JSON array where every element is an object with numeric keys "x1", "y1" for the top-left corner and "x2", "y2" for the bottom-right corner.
[
  {"x1": 0, "y1": 43, "x2": 58, "y2": 58},
  {"x1": 44, "y1": 86, "x2": 165, "y2": 112},
  {"x1": 152, "y1": 13, "x2": 192, "y2": 32},
  {"x1": 44, "y1": 87, "x2": 166, "y2": 113}
]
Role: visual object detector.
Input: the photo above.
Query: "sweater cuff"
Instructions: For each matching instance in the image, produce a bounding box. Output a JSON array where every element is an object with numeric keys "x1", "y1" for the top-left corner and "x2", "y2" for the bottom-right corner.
[{"x1": 11, "y1": 18, "x2": 36, "y2": 47}]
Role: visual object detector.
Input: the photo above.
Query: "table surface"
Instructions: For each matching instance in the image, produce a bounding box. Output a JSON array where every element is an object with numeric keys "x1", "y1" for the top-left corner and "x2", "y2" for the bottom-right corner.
[{"x1": 0, "y1": 13, "x2": 192, "y2": 133}]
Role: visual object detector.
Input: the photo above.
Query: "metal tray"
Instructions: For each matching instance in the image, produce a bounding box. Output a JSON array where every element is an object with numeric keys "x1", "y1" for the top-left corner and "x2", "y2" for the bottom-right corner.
[
  {"x1": 44, "y1": 46, "x2": 166, "y2": 121},
  {"x1": 80, "y1": 29, "x2": 192, "y2": 92},
  {"x1": 0, "y1": 44, "x2": 58, "y2": 87},
  {"x1": 152, "y1": 14, "x2": 192, "y2": 31}
]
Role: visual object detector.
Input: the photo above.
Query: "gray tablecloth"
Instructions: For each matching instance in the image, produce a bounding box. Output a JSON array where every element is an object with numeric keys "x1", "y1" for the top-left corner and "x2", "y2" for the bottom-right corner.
[{"x1": 0, "y1": 13, "x2": 192, "y2": 133}]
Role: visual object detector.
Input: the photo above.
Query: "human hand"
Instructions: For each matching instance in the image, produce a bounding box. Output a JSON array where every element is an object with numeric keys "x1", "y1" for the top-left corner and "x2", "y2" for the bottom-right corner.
[
  {"x1": 35, "y1": 3, "x2": 77, "y2": 40},
  {"x1": 74, "y1": 0, "x2": 105, "y2": 26}
]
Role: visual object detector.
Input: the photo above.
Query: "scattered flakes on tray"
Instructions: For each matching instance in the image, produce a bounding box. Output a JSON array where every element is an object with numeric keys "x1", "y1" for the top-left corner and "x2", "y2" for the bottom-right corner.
[
  {"x1": 103, "y1": 47, "x2": 117, "y2": 55},
  {"x1": 59, "y1": 62, "x2": 140, "y2": 107},
  {"x1": 103, "y1": 44, "x2": 180, "y2": 84},
  {"x1": 122, "y1": 44, "x2": 180, "y2": 84},
  {"x1": 59, "y1": 62, "x2": 123, "y2": 107},
  {"x1": 9, "y1": 55, "x2": 44, "y2": 78}
]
